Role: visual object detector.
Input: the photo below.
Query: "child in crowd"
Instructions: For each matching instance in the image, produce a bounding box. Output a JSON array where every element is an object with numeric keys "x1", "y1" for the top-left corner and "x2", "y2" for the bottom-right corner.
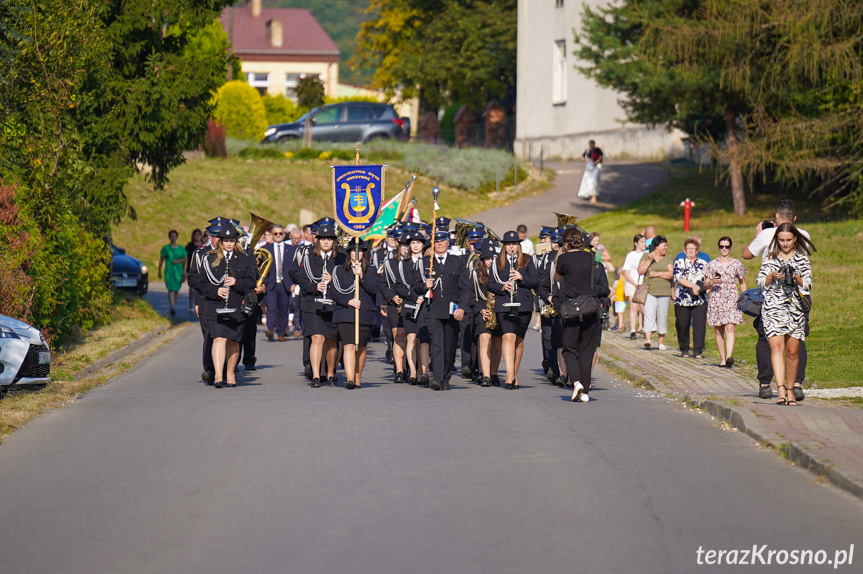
[{"x1": 610, "y1": 267, "x2": 627, "y2": 332}]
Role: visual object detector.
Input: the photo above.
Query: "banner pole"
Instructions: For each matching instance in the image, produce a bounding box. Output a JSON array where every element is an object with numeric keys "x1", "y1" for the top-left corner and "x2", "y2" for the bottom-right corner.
[{"x1": 354, "y1": 144, "x2": 362, "y2": 346}]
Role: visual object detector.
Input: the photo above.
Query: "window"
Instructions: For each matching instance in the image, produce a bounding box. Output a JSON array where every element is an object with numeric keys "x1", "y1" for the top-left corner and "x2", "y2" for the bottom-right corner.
[
  {"x1": 555, "y1": 0, "x2": 564, "y2": 6},
  {"x1": 247, "y1": 72, "x2": 269, "y2": 95},
  {"x1": 313, "y1": 106, "x2": 341, "y2": 125},
  {"x1": 347, "y1": 106, "x2": 372, "y2": 122},
  {"x1": 552, "y1": 40, "x2": 567, "y2": 104},
  {"x1": 284, "y1": 73, "x2": 302, "y2": 98}
]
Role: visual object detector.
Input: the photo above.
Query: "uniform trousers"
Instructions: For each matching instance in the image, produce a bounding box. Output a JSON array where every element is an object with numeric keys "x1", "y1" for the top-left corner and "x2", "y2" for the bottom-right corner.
[
  {"x1": 562, "y1": 313, "x2": 601, "y2": 392},
  {"x1": 540, "y1": 316, "x2": 559, "y2": 377},
  {"x1": 199, "y1": 312, "x2": 215, "y2": 377},
  {"x1": 754, "y1": 314, "x2": 807, "y2": 385},
  {"x1": 460, "y1": 317, "x2": 474, "y2": 373},
  {"x1": 238, "y1": 304, "x2": 261, "y2": 368},
  {"x1": 427, "y1": 316, "x2": 459, "y2": 384}
]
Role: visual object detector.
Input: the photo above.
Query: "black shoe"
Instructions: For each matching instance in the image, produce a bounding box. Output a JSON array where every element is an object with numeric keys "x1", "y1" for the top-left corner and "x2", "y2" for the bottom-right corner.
[
  {"x1": 490, "y1": 375, "x2": 501, "y2": 387},
  {"x1": 461, "y1": 366, "x2": 472, "y2": 379},
  {"x1": 726, "y1": 357, "x2": 735, "y2": 368},
  {"x1": 792, "y1": 385, "x2": 805, "y2": 402},
  {"x1": 385, "y1": 349, "x2": 394, "y2": 365},
  {"x1": 442, "y1": 381, "x2": 451, "y2": 390},
  {"x1": 213, "y1": 380, "x2": 223, "y2": 389},
  {"x1": 758, "y1": 384, "x2": 772, "y2": 399},
  {"x1": 504, "y1": 381, "x2": 513, "y2": 390},
  {"x1": 202, "y1": 371, "x2": 214, "y2": 385},
  {"x1": 328, "y1": 376, "x2": 338, "y2": 387},
  {"x1": 629, "y1": 331, "x2": 637, "y2": 340},
  {"x1": 346, "y1": 380, "x2": 356, "y2": 390},
  {"x1": 542, "y1": 360, "x2": 550, "y2": 374},
  {"x1": 546, "y1": 369, "x2": 557, "y2": 382},
  {"x1": 554, "y1": 376, "x2": 565, "y2": 388},
  {"x1": 419, "y1": 374, "x2": 429, "y2": 387},
  {"x1": 311, "y1": 377, "x2": 321, "y2": 388},
  {"x1": 480, "y1": 377, "x2": 491, "y2": 387},
  {"x1": 394, "y1": 371, "x2": 405, "y2": 384},
  {"x1": 244, "y1": 365, "x2": 257, "y2": 371},
  {"x1": 304, "y1": 364, "x2": 313, "y2": 380},
  {"x1": 408, "y1": 377, "x2": 417, "y2": 386},
  {"x1": 430, "y1": 380, "x2": 442, "y2": 391}
]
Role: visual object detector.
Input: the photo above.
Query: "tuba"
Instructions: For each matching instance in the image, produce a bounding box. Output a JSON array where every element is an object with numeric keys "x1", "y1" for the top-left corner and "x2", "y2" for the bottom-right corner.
[{"x1": 248, "y1": 212, "x2": 276, "y2": 287}]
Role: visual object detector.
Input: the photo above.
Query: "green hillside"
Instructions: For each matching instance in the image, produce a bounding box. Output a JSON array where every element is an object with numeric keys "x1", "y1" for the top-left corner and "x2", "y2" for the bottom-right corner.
[{"x1": 265, "y1": 0, "x2": 373, "y2": 86}]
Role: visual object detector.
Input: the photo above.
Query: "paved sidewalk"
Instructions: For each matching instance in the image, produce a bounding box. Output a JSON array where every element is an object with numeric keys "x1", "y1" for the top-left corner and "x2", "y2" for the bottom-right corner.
[{"x1": 598, "y1": 331, "x2": 863, "y2": 499}]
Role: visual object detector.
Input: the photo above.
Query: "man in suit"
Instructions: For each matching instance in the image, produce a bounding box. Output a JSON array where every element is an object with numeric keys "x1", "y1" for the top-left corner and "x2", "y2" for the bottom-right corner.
[
  {"x1": 416, "y1": 228, "x2": 470, "y2": 390},
  {"x1": 262, "y1": 225, "x2": 296, "y2": 342}
]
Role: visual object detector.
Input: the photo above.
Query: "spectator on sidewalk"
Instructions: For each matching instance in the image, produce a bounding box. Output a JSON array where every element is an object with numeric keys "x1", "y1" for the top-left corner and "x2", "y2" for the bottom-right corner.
[
  {"x1": 517, "y1": 224, "x2": 534, "y2": 255},
  {"x1": 637, "y1": 235, "x2": 673, "y2": 351},
  {"x1": 673, "y1": 238, "x2": 708, "y2": 358},
  {"x1": 185, "y1": 228, "x2": 203, "y2": 312},
  {"x1": 704, "y1": 237, "x2": 747, "y2": 367},
  {"x1": 578, "y1": 140, "x2": 603, "y2": 204},
  {"x1": 622, "y1": 234, "x2": 646, "y2": 339},
  {"x1": 158, "y1": 229, "x2": 187, "y2": 317},
  {"x1": 589, "y1": 231, "x2": 614, "y2": 272},
  {"x1": 756, "y1": 223, "x2": 815, "y2": 406},
  {"x1": 643, "y1": 225, "x2": 657, "y2": 249},
  {"x1": 611, "y1": 267, "x2": 627, "y2": 332},
  {"x1": 674, "y1": 235, "x2": 711, "y2": 263},
  {"x1": 743, "y1": 199, "x2": 812, "y2": 399}
]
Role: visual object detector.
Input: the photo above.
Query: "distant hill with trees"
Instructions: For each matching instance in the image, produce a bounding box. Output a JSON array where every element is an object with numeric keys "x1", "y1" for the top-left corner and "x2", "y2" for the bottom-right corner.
[{"x1": 265, "y1": 0, "x2": 374, "y2": 86}]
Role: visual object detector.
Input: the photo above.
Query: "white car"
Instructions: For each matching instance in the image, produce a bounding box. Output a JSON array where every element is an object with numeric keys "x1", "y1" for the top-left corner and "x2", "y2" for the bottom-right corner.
[{"x1": 0, "y1": 314, "x2": 51, "y2": 390}]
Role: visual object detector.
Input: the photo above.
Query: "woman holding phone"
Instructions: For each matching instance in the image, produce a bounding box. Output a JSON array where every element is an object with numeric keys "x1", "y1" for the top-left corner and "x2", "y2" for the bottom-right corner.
[{"x1": 704, "y1": 237, "x2": 747, "y2": 367}]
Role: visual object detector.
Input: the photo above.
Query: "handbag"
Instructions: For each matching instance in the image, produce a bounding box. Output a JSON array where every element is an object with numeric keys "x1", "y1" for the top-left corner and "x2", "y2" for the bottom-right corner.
[
  {"x1": 736, "y1": 288, "x2": 763, "y2": 317},
  {"x1": 240, "y1": 291, "x2": 258, "y2": 316},
  {"x1": 632, "y1": 282, "x2": 650, "y2": 305},
  {"x1": 557, "y1": 260, "x2": 599, "y2": 321}
]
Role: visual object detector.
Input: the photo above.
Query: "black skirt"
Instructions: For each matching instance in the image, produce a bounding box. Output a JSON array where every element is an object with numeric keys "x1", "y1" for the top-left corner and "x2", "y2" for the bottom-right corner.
[
  {"x1": 497, "y1": 311, "x2": 532, "y2": 338},
  {"x1": 386, "y1": 302, "x2": 404, "y2": 329},
  {"x1": 303, "y1": 310, "x2": 339, "y2": 339},
  {"x1": 474, "y1": 311, "x2": 502, "y2": 337},
  {"x1": 337, "y1": 322, "x2": 371, "y2": 346},
  {"x1": 208, "y1": 314, "x2": 244, "y2": 341}
]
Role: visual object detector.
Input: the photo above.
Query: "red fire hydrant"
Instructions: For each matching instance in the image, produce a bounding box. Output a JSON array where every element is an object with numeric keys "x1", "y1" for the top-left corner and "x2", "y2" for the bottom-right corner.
[{"x1": 681, "y1": 198, "x2": 694, "y2": 232}]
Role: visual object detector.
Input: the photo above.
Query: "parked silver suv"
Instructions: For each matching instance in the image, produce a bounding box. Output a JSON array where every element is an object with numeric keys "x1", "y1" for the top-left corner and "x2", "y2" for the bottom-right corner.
[{"x1": 262, "y1": 102, "x2": 409, "y2": 144}]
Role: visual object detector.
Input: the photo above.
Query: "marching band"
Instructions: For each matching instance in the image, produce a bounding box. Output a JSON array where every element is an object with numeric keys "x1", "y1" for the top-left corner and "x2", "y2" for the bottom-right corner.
[{"x1": 188, "y1": 208, "x2": 609, "y2": 399}]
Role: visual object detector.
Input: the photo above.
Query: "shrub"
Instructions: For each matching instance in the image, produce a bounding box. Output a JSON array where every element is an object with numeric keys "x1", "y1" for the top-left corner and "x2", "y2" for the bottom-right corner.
[
  {"x1": 262, "y1": 94, "x2": 300, "y2": 125},
  {"x1": 292, "y1": 148, "x2": 322, "y2": 160},
  {"x1": 203, "y1": 120, "x2": 227, "y2": 158},
  {"x1": 213, "y1": 80, "x2": 268, "y2": 141},
  {"x1": 296, "y1": 75, "x2": 325, "y2": 110},
  {"x1": 237, "y1": 147, "x2": 285, "y2": 160}
]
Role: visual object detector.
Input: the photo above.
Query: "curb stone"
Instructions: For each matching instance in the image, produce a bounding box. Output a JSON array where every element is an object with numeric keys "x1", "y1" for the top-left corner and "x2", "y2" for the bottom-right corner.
[
  {"x1": 598, "y1": 351, "x2": 863, "y2": 502},
  {"x1": 75, "y1": 324, "x2": 178, "y2": 380}
]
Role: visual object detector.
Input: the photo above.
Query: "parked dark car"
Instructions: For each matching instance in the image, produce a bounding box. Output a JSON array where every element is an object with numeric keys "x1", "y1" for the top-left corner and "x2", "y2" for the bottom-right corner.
[
  {"x1": 110, "y1": 244, "x2": 148, "y2": 295},
  {"x1": 262, "y1": 103, "x2": 409, "y2": 144}
]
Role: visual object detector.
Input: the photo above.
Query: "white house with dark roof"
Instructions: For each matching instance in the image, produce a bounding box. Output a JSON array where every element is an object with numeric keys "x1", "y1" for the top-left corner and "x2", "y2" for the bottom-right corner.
[
  {"x1": 220, "y1": 0, "x2": 340, "y2": 99},
  {"x1": 513, "y1": 0, "x2": 685, "y2": 161}
]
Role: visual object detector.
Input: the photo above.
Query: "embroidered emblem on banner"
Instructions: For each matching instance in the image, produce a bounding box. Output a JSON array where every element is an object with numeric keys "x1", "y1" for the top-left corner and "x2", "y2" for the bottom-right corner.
[{"x1": 332, "y1": 165, "x2": 385, "y2": 235}]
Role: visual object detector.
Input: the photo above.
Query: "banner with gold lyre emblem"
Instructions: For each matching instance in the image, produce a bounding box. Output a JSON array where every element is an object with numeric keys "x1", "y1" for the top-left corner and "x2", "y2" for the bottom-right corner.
[{"x1": 332, "y1": 165, "x2": 386, "y2": 236}]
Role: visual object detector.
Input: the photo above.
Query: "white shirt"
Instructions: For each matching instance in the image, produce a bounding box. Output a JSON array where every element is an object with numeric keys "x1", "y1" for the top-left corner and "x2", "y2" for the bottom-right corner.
[
  {"x1": 622, "y1": 250, "x2": 645, "y2": 285},
  {"x1": 520, "y1": 238, "x2": 534, "y2": 255},
  {"x1": 748, "y1": 226, "x2": 810, "y2": 260}
]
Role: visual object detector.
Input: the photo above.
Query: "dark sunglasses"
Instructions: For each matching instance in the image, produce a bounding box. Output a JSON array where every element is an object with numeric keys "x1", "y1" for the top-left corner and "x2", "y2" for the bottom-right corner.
[
  {"x1": 718, "y1": 244, "x2": 731, "y2": 249},
  {"x1": 274, "y1": 232, "x2": 285, "y2": 236}
]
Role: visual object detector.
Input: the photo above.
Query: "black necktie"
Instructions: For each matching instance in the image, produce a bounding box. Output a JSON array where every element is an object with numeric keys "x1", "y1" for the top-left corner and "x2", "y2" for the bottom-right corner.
[{"x1": 437, "y1": 257, "x2": 444, "y2": 266}]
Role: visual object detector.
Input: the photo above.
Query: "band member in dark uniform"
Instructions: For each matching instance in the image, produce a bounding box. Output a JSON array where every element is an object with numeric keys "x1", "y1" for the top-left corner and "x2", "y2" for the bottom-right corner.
[
  {"x1": 554, "y1": 228, "x2": 610, "y2": 402},
  {"x1": 330, "y1": 237, "x2": 378, "y2": 389},
  {"x1": 468, "y1": 239, "x2": 503, "y2": 387},
  {"x1": 187, "y1": 219, "x2": 225, "y2": 384},
  {"x1": 238, "y1": 275, "x2": 264, "y2": 371},
  {"x1": 290, "y1": 221, "x2": 317, "y2": 379},
  {"x1": 461, "y1": 228, "x2": 485, "y2": 381},
  {"x1": 414, "y1": 230, "x2": 470, "y2": 390},
  {"x1": 297, "y1": 223, "x2": 345, "y2": 388},
  {"x1": 191, "y1": 224, "x2": 257, "y2": 388},
  {"x1": 401, "y1": 232, "x2": 429, "y2": 386},
  {"x1": 487, "y1": 230, "x2": 540, "y2": 390},
  {"x1": 380, "y1": 231, "x2": 411, "y2": 383}
]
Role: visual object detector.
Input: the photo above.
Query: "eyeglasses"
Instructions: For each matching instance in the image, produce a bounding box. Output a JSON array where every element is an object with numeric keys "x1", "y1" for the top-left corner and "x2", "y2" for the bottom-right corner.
[
  {"x1": 719, "y1": 244, "x2": 731, "y2": 249},
  {"x1": 274, "y1": 232, "x2": 285, "y2": 236}
]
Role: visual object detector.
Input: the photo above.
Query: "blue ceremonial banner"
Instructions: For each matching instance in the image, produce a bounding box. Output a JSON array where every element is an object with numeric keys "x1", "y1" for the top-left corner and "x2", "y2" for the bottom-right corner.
[{"x1": 332, "y1": 165, "x2": 386, "y2": 236}]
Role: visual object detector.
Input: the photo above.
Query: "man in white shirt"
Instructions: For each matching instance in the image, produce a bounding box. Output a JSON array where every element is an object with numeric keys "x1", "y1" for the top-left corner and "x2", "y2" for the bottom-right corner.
[
  {"x1": 742, "y1": 199, "x2": 810, "y2": 398},
  {"x1": 517, "y1": 224, "x2": 534, "y2": 255},
  {"x1": 262, "y1": 225, "x2": 295, "y2": 342}
]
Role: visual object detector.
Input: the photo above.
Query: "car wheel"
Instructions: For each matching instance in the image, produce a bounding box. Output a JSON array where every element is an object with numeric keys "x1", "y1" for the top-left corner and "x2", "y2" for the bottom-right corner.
[
  {"x1": 363, "y1": 134, "x2": 390, "y2": 143},
  {"x1": 276, "y1": 135, "x2": 299, "y2": 143}
]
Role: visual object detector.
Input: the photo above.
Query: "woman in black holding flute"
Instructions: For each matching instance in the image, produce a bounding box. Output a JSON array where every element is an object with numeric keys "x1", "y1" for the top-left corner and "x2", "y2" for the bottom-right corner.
[
  {"x1": 297, "y1": 223, "x2": 345, "y2": 388},
  {"x1": 330, "y1": 237, "x2": 379, "y2": 389},
  {"x1": 191, "y1": 224, "x2": 257, "y2": 388},
  {"x1": 487, "y1": 231, "x2": 540, "y2": 389}
]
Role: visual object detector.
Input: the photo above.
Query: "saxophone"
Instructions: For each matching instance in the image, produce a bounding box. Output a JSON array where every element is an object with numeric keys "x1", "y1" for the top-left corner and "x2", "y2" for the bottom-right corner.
[{"x1": 485, "y1": 293, "x2": 498, "y2": 330}]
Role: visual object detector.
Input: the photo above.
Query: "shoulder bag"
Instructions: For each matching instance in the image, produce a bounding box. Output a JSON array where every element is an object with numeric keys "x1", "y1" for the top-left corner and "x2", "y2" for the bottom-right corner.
[
  {"x1": 736, "y1": 288, "x2": 763, "y2": 317},
  {"x1": 557, "y1": 259, "x2": 599, "y2": 321}
]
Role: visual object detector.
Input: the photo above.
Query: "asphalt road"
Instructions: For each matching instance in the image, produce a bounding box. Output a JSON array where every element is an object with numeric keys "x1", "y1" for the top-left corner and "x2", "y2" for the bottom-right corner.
[{"x1": 2, "y1": 326, "x2": 862, "y2": 574}]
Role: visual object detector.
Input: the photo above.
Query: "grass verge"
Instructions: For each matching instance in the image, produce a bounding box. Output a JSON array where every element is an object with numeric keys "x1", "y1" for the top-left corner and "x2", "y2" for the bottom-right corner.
[
  {"x1": 580, "y1": 166, "x2": 863, "y2": 388},
  {"x1": 0, "y1": 293, "x2": 170, "y2": 442},
  {"x1": 115, "y1": 147, "x2": 551, "y2": 274}
]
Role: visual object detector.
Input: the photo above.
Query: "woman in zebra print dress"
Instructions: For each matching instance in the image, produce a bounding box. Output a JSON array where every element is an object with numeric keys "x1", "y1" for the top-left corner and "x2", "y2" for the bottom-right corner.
[{"x1": 756, "y1": 223, "x2": 815, "y2": 406}]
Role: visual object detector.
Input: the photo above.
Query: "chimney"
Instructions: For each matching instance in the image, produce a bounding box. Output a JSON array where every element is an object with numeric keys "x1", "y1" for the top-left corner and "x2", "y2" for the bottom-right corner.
[
  {"x1": 266, "y1": 19, "x2": 283, "y2": 48},
  {"x1": 249, "y1": 0, "x2": 261, "y2": 18}
]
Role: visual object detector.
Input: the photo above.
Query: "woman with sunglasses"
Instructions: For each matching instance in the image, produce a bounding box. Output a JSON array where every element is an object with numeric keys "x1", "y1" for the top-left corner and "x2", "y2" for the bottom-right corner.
[{"x1": 704, "y1": 237, "x2": 747, "y2": 367}]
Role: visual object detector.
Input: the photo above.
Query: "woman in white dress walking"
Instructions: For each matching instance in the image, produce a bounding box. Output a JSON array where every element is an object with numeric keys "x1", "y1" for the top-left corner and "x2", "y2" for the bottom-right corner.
[{"x1": 578, "y1": 139, "x2": 603, "y2": 204}]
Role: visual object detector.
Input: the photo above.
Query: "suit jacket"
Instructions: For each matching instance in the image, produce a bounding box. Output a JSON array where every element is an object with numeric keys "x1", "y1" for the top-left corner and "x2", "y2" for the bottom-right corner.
[
  {"x1": 262, "y1": 241, "x2": 297, "y2": 293},
  {"x1": 486, "y1": 255, "x2": 541, "y2": 313},
  {"x1": 412, "y1": 253, "x2": 471, "y2": 319}
]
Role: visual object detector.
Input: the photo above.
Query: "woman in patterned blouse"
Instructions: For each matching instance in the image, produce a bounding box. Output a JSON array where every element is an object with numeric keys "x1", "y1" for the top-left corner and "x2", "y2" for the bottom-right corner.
[
  {"x1": 756, "y1": 223, "x2": 815, "y2": 406},
  {"x1": 673, "y1": 238, "x2": 708, "y2": 358}
]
